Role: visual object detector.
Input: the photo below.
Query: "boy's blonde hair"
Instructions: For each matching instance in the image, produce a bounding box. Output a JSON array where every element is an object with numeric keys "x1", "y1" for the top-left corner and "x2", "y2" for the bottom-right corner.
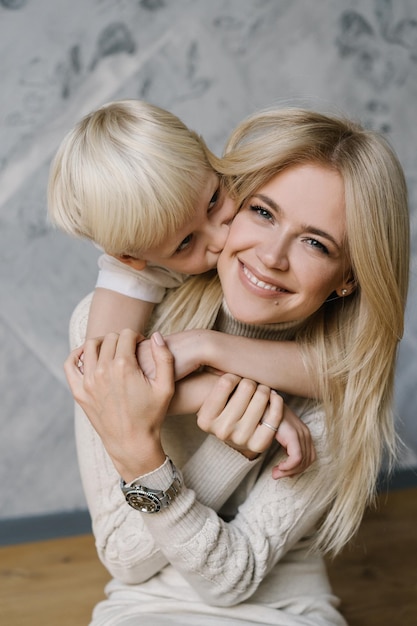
[
  {"x1": 48, "y1": 99, "x2": 215, "y2": 256},
  {"x1": 151, "y1": 108, "x2": 410, "y2": 555}
]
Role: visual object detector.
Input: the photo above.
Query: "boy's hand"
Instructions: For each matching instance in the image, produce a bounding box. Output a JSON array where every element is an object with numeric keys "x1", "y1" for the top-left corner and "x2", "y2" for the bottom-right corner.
[
  {"x1": 136, "y1": 330, "x2": 210, "y2": 382},
  {"x1": 272, "y1": 406, "x2": 316, "y2": 478}
]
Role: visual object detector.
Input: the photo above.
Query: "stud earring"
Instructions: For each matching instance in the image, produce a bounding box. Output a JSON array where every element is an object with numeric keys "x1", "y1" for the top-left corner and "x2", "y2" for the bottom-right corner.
[{"x1": 341, "y1": 288, "x2": 348, "y2": 296}]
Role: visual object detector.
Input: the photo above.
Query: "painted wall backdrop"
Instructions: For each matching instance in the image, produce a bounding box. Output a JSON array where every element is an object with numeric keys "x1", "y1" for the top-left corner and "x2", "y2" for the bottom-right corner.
[{"x1": 0, "y1": 0, "x2": 416, "y2": 521}]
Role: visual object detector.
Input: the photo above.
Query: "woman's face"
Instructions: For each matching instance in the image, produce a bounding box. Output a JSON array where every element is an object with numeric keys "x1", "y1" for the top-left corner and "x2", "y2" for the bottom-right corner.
[{"x1": 217, "y1": 163, "x2": 352, "y2": 325}]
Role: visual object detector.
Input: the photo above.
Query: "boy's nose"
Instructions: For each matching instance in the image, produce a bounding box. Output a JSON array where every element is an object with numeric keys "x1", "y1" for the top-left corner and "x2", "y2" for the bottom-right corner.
[
  {"x1": 219, "y1": 195, "x2": 237, "y2": 225},
  {"x1": 207, "y1": 222, "x2": 229, "y2": 253}
]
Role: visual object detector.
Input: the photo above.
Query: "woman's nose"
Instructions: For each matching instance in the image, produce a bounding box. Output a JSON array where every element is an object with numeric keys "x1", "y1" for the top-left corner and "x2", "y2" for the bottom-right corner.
[{"x1": 256, "y1": 236, "x2": 290, "y2": 271}]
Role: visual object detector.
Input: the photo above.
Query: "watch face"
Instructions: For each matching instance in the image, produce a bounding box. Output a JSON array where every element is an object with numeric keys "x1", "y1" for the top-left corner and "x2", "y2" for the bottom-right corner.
[{"x1": 125, "y1": 489, "x2": 161, "y2": 513}]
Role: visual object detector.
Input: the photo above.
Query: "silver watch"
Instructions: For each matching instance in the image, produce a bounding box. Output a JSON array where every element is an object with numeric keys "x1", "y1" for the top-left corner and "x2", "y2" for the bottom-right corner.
[{"x1": 120, "y1": 459, "x2": 182, "y2": 513}]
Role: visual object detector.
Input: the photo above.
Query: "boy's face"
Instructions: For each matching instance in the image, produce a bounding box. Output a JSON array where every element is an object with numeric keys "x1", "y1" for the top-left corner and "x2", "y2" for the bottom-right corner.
[{"x1": 121, "y1": 174, "x2": 236, "y2": 275}]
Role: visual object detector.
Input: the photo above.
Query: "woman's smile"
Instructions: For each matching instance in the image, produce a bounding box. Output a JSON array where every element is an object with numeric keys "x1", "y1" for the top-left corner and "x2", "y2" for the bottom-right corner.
[
  {"x1": 217, "y1": 163, "x2": 351, "y2": 325},
  {"x1": 240, "y1": 261, "x2": 290, "y2": 295}
]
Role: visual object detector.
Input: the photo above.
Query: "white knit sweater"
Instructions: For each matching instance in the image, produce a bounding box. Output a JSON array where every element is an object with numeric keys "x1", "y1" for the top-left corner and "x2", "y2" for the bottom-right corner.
[{"x1": 71, "y1": 294, "x2": 347, "y2": 626}]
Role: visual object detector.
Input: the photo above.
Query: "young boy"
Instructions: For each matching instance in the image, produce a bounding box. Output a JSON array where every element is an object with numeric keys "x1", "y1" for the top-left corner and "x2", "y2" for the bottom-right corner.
[
  {"x1": 48, "y1": 99, "x2": 234, "y2": 338},
  {"x1": 48, "y1": 99, "x2": 315, "y2": 475}
]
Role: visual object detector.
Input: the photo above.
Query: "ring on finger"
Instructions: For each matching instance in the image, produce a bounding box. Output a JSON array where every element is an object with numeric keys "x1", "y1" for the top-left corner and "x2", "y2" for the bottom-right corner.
[{"x1": 260, "y1": 420, "x2": 278, "y2": 433}]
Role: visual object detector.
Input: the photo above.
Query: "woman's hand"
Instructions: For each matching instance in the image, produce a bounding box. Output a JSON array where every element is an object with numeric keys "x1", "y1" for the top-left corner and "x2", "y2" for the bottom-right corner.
[
  {"x1": 196, "y1": 374, "x2": 279, "y2": 460},
  {"x1": 64, "y1": 329, "x2": 175, "y2": 482},
  {"x1": 196, "y1": 373, "x2": 316, "y2": 476}
]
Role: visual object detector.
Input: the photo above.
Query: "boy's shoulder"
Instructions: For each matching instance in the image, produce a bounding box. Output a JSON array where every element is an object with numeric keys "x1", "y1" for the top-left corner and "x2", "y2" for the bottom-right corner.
[{"x1": 97, "y1": 253, "x2": 188, "y2": 302}]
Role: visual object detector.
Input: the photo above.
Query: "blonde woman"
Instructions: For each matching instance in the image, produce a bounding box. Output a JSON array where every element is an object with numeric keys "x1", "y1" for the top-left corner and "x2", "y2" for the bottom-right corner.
[{"x1": 66, "y1": 108, "x2": 409, "y2": 625}]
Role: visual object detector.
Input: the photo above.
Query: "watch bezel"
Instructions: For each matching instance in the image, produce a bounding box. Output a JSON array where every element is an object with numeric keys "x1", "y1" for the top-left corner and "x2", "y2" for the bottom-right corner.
[
  {"x1": 120, "y1": 458, "x2": 182, "y2": 513},
  {"x1": 124, "y1": 487, "x2": 162, "y2": 513}
]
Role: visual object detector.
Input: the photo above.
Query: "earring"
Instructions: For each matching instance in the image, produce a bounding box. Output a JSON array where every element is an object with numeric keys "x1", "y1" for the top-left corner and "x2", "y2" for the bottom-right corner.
[{"x1": 341, "y1": 288, "x2": 348, "y2": 296}]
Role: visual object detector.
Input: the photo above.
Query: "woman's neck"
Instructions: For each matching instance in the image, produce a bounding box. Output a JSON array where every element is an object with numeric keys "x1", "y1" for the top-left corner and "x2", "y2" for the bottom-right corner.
[{"x1": 214, "y1": 300, "x2": 305, "y2": 341}]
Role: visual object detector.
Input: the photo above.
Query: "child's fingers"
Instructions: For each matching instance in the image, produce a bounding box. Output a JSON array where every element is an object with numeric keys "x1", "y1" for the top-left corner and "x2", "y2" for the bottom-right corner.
[
  {"x1": 150, "y1": 332, "x2": 175, "y2": 401},
  {"x1": 64, "y1": 346, "x2": 85, "y2": 392},
  {"x1": 270, "y1": 405, "x2": 316, "y2": 479},
  {"x1": 272, "y1": 436, "x2": 316, "y2": 479},
  {"x1": 272, "y1": 443, "x2": 304, "y2": 478}
]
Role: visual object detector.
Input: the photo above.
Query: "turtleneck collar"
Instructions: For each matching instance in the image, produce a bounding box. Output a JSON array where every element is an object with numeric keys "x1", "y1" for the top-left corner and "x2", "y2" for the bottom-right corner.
[{"x1": 214, "y1": 300, "x2": 306, "y2": 342}]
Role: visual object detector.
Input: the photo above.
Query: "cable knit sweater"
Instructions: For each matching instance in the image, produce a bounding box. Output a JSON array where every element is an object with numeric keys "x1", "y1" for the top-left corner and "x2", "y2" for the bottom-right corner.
[{"x1": 71, "y1": 293, "x2": 347, "y2": 626}]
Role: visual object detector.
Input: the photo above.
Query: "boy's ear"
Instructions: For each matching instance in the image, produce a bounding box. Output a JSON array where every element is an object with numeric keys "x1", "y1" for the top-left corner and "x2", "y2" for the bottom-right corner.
[{"x1": 113, "y1": 254, "x2": 147, "y2": 271}]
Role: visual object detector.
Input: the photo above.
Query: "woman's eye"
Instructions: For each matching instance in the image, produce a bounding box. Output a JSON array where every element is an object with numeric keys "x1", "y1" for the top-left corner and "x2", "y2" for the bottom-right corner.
[
  {"x1": 305, "y1": 238, "x2": 329, "y2": 255},
  {"x1": 250, "y1": 204, "x2": 273, "y2": 220},
  {"x1": 175, "y1": 234, "x2": 193, "y2": 253}
]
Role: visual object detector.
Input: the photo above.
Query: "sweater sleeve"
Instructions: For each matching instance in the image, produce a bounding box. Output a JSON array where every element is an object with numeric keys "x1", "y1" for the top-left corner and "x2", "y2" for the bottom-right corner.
[
  {"x1": 71, "y1": 292, "x2": 261, "y2": 584},
  {"x1": 75, "y1": 403, "x2": 167, "y2": 583},
  {"x1": 140, "y1": 405, "x2": 332, "y2": 607},
  {"x1": 75, "y1": 403, "x2": 262, "y2": 584}
]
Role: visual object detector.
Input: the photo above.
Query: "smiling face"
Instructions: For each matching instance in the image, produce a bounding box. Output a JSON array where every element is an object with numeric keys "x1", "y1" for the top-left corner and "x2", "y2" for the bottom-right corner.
[{"x1": 217, "y1": 163, "x2": 354, "y2": 325}]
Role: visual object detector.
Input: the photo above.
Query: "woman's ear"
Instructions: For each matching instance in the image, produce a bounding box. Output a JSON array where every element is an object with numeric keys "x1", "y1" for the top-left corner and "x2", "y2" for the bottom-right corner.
[
  {"x1": 337, "y1": 277, "x2": 356, "y2": 297},
  {"x1": 113, "y1": 254, "x2": 147, "y2": 271}
]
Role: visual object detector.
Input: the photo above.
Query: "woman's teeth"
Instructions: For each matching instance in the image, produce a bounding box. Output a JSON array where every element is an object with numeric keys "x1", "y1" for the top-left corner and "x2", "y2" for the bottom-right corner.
[{"x1": 243, "y1": 265, "x2": 284, "y2": 292}]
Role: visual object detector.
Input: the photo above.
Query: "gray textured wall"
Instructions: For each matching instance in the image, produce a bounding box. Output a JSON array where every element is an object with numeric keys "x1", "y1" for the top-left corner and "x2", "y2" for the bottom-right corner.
[{"x1": 1, "y1": 0, "x2": 416, "y2": 521}]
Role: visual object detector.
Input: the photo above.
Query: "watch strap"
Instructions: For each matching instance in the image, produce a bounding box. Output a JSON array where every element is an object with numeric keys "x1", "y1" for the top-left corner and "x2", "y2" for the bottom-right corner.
[{"x1": 120, "y1": 458, "x2": 182, "y2": 513}]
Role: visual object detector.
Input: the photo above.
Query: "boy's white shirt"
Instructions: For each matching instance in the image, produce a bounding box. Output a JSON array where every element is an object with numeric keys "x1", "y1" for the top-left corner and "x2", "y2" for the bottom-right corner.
[{"x1": 96, "y1": 253, "x2": 188, "y2": 303}]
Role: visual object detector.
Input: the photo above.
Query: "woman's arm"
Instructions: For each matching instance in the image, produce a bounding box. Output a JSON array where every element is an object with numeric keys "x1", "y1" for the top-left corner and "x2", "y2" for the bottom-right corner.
[
  {"x1": 171, "y1": 370, "x2": 315, "y2": 477},
  {"x1": 74, "y1": 401, "x2": 168, "y2": 583},
  {"x1": 136, "y1": 336, "x2": 317, "y2": 477},
  {"x1": 67, "y1": 333, "x2": 330, "y2": 603},
  {"x1": 142, "y1": 411, "x2": 331, "y2": 607},
  {"x1": 66, "y1": 333, "x2": 292, "y2": 583}
]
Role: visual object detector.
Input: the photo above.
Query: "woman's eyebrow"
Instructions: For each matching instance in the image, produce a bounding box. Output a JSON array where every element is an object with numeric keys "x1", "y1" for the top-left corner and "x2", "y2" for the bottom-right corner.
[
  {"x1": 253, "y1": 193, "x2": 342, "y2": 249},
  {"x1": 301, "y1": 225, "x2": 342, "y2": 249}
]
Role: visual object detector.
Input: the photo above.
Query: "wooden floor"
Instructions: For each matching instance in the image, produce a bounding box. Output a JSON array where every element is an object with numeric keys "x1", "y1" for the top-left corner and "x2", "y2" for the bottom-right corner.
[{"x1": 1, "y1": 488, "x2": 416, "y2": 626}]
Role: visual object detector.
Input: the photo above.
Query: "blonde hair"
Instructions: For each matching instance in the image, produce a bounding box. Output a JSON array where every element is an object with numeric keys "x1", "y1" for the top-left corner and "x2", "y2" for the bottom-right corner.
[
  {"x1": 150, "y1": 108, "x2": 410, "y2": 555},
  {"x1": 48, "y1": 99, "x2": 215, "y2": 256}
]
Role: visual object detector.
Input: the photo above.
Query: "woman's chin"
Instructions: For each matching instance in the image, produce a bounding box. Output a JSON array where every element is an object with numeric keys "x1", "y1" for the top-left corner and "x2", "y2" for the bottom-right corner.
[{"x1": 225, "y1": 300, "x2": 274, "y2": 326}]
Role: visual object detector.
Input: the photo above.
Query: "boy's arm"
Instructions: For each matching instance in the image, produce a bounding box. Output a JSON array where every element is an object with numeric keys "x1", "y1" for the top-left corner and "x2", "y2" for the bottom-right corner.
[
  {"x1": 86, "y1": 288, "x2": 154, "y2": 338},
  {"x1": 86, "y1": 252, "x2": 189, "y2": 339},
  {"x1": 162, "y1": 330, "x2": 318, "y2": 399}
]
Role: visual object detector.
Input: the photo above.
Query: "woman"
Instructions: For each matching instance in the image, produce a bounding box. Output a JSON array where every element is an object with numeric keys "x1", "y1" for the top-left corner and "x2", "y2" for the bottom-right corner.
[{"x1": 66, "y1": 108, "x2": 409, "y2": 625}]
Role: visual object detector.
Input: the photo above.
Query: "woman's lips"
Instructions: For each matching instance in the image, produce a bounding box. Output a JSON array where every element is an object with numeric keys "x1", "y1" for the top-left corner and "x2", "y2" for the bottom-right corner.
[{"x1": 240, "y1": 262, "x2": 289, "y2": 294}]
